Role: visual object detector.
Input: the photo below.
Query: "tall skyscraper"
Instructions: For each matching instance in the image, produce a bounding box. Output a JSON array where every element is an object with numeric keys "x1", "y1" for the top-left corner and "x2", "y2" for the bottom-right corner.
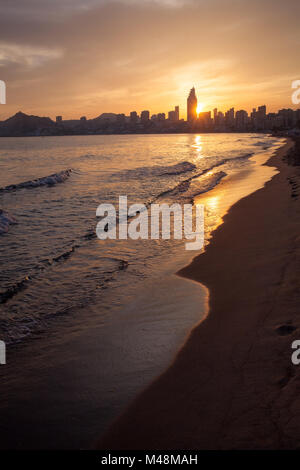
[{"x1": 187, "y1": 87, "x2": 197, "y2": 122}]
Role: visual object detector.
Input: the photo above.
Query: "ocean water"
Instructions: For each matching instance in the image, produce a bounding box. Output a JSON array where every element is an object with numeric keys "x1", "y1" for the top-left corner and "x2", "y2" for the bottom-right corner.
[
  {"x1": 0, "y1": 133, "x2": 283, "y2": 345},
  {"x1": 0, "y1": 132, "x2": 287, "y2": 448}
]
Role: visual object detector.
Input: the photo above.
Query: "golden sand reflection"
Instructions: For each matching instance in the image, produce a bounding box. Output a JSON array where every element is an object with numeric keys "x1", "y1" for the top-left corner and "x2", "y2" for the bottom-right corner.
[
  {"x1": 195, "y1": 193, "x2": 223, "y2": 240},
  {"x1": 204, "y1": 195, "x2": 219, "y2": 212}
]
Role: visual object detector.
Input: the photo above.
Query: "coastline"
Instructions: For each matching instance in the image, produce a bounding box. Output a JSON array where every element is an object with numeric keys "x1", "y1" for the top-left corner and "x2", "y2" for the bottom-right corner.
[{"x1": 97, "y1": 138, "x2": 300, "y2": 449}]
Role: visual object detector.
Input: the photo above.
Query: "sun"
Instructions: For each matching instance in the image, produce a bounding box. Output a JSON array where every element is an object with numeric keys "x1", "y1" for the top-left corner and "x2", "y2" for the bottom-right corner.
[{"x1": 196, "y1": 103, "x2": 204, "y2": 114}]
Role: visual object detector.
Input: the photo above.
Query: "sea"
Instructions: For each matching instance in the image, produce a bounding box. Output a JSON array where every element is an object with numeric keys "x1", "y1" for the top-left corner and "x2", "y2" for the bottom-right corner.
[
  {"x1": 0, "y1": 133, "x2": 285, "y2": 448},
  {"x1": 0, "y1": 132, "x2": 285, "y2": 343}
]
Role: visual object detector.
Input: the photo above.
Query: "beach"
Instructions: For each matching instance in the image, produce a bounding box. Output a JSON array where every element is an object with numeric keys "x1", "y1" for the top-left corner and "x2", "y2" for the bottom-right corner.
[
  {"x1": 0, "y1": 135, "x2": 297, "y2": 450},
  {"x1": 97, "y1": 138, "x2": 300, "y2": 449}
]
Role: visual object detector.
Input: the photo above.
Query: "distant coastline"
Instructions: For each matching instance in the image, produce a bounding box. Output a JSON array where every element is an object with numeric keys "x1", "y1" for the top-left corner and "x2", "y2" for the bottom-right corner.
[{"x1": 0, "y1": 109, "x2": 299, "y2": 137}]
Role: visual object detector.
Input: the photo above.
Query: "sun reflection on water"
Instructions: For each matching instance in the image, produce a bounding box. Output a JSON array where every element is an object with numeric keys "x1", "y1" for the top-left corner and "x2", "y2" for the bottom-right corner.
[{"x1": 192, "y1": 135, "x2": 203, "y2": 158}]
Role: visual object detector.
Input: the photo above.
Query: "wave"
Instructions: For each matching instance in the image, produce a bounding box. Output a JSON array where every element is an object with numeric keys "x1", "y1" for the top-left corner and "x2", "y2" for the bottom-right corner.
[
  {"x1": 0, "y1": 234, "x2": 129, "y2": 306},
  {"x1": 0, "y1": 210, "x2": 17, "y2": 234},
  {"x1": 111, "y1": 161, "x2": 197, "y2": 180},
  {"x1": 0, "y1": 254, "x2": 129, "y2": 344},
  {"x1": 184, "y1": 171, "x2": 226, "y2": 200},
  {"x1": 253, "y1": 140, "x2": 270, "y2": 146},
  {"x1": 0, "y1": 275, "x2": 31, "y2": 304},
  {"x1": 0, "y1": 169, "x2": 72, "y2": 193},
  {"x1": 154, "y1": 170, "x2": 226, "y2": 204},
  {"x1": 150, "y1": 153, "x2": 252, "y2": 204}
]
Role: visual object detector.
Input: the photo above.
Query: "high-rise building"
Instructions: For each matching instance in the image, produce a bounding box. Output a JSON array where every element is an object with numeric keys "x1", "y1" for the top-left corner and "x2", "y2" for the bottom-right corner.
[
  {"x1": 198, "y1": 111, "x2": 212, "y2": 129},
  {"x1": 217, "y1": 111, "x2": 225, "y2": 127},
  {"x1": 130, "y1": 111, "x2": 138, "y2": 124},
  {"x1": 168, "y1": 110, "x2": 176, "y2": 121},
  {"x1": 157, "y1": 113, "x2": 166, "y2": 121},
  {"x1": 225, "y1": 107, "x2": 235, "y2": 128},
  {"x1": 213, "y1": 108, "x2": 218, "y2": 123},
  {"x1": 187, "y1": 87, "x2": 197, "y2": 122},
  {"x1": 258, "y1": 105, "x2": 266, "y2": 116},
  {"x1": 256, "y1": 105, "x2": 267, "y2": 129},
  {"x1": 235, "y1": 110, "x2": 248, "y2": 130},
  {"x1": 141, "y1": 110, "x2": 150, "y2": 123},
  {"x1": 168, "y1": 106, "x2": 179, "y2": 122}
]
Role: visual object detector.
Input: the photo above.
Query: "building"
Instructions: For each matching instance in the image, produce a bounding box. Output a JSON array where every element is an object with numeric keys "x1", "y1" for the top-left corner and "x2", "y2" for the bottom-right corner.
[
  {"x1": 198, "y1": 111, "x2": 212, "y2": 129},
  {"x1": 235, "y1": 110, "x2": 248, "y2": 130},
  {"x1": 141, "y1": 110, "x2": 150, "y2": 123},
  {"x1": 258, "y1": 105, "x2": 266, "y2": 116},
  {"x1": 256, "y1": 105, "x2": 267, "y2": 130},
  {"x1": 130, "y1": 111, "x2": 138, "y2": 124},
  {"x1": 157, "y1": 113, "x2": 166, "y2": 121},
  {"x1": 168, "y1": 110, "x2": 176, "y2": 121},
  {"x1": 213, "y1": 108, "x2": 218, "y2": 123},
  {"x1": 278, "y1": 108, "x2": 297, "y2": 128},
  {"x1": 168, "y1": 106, "x2": 179, "y2": 122},
  {"x1": 187, "y1": 87, "x2": 197, "y2": 122},
  {"x1": 225, "y1": 107, "x2": 235, "y2": 128},
  {"x1": 56, "y1": 116, "x2": 62, "y2": 123}
]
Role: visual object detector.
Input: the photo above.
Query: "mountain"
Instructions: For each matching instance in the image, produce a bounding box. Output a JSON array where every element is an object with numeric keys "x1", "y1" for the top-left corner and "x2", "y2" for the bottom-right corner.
[
  {"x1": 93, "y1": 113, "x2": 117, "y2": 122},
  {"x1": 0, "y1": 111, "x2": 56, "y2": 136}
]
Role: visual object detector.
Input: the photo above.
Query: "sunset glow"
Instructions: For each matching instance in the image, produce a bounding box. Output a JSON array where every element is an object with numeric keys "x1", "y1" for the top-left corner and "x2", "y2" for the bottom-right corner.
[
  {"x1": 0, "y1": 0, "x2": 299, "y2": 120},
  {"x1": 196, "y1": 103, "x2": 204, "y2": 114}
]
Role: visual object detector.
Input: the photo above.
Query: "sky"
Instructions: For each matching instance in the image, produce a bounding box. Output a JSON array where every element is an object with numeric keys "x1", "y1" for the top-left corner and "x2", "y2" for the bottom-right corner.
[{"x1": 0, "y1": 0, "x2": 299, "y2": 120}]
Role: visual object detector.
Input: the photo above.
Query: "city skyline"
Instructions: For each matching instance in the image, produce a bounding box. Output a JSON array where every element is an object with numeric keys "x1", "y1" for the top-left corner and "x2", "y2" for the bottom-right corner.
[
  {"x1": 1, "y1": 84, "x2": 299, "y2": 126},
  {"x1": 0, "y1": 88, "x2": 299, "y2": 123},
  {"x1": 1, "y1": 88, "x2": 299, "y2": 137}
]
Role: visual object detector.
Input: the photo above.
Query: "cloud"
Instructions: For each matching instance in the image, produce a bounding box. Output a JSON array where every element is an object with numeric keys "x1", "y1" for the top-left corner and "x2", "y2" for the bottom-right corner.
[
  {"x1": 0, "y1": 0, "x2": 299, "y2": 119},
  {"x1": 0, "y1": 43, "x2": 63, "y2": 67}
]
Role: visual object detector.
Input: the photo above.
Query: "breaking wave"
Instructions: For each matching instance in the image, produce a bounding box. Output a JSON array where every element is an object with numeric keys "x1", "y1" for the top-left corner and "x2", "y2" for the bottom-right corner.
[
  {"x1": 0, "y1": 169, "x2": 72, "y2": 193},
  {"x1": 112, "y1": 161, "x2": 197, "y2": 180}
]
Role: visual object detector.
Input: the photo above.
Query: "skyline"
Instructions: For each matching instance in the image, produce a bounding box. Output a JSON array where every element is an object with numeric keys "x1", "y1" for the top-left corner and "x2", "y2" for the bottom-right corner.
[
  {"x1": 0, "y1": 83, "x2": 299, "y2": 122},
  {"x1": 0, "y1": 0, "x2": 300, "y2": 120},
  {"x1": 1, "y1": 85, "x2": 299, "y2": 126},
  {"x1": 1, "y1": 94, "x2": 299, "y2": 137}
]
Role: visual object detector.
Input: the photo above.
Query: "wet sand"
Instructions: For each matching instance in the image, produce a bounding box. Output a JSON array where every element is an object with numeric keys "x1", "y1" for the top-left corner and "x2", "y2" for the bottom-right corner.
[
  {"x1": 98, "y1": 139, "x2": 300, "y2": 449},
  {"x1": 0, "y1": 256, "x2": 205, "y2": 449}
]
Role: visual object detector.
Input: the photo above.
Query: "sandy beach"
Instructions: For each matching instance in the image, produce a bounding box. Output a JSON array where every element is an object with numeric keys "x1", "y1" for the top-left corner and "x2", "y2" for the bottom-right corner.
[{"x1": 97, "y1": 138, "x2": 300, "y2": 449}]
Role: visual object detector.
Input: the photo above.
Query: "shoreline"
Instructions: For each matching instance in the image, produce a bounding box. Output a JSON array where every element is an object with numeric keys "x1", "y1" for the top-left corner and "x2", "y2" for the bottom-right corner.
[{"x1": 97, "y1": 138, "x2": 300, "y2": 449}]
